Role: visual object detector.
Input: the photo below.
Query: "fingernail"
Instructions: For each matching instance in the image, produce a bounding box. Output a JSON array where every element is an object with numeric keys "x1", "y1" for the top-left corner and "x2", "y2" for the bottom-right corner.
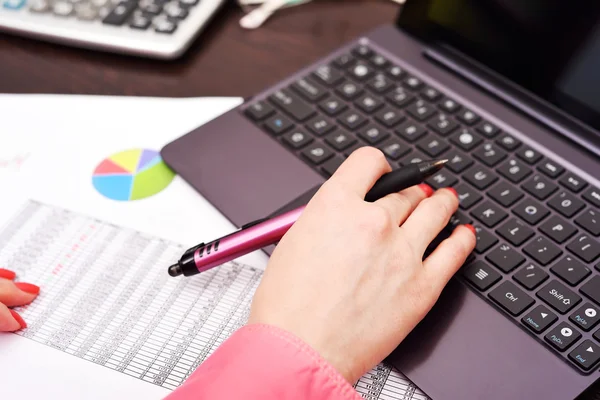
[
  {"x1": 0, "y1": 268, "x2": 16, "y2": 280},
  {"x1": 15, "y1": 282, "x2": 40, "y2": 295},
  {"x1": 446, "y1": 187, "x2": 459, "y2": 198},
  {"x1": 464, "y1": 224, "x2": 477, "y2": 236},
  {"x1": 418, "y1": 183, "x2": 434, "y2": 197},
  {"x1": 9, "y1": 309, "x2": 27, "y2": 330}
]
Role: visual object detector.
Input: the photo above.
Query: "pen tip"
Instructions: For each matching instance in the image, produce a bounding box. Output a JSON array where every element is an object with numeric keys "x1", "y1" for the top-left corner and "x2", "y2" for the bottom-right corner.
[{"x1": 168, "y1": 264, "x2": 182, "y2": 277}]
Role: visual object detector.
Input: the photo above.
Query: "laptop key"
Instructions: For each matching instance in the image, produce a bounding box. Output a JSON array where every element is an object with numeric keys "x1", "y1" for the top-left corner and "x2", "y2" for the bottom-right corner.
[
  {"x1": 338, "y1": 110, "x2": 367, "y2": 130},
  {"x1": 445, "y1": 151, "x2": 473, "y2": 174},
  {"x1": 439, "y1": 97, "x2": 461, "y2": 113},
  {"x1": 349, "y1": 62, "x2": 375, "y2": 81},
  {"x1": 545, "y1": 322, "x2": 581, "y2": 351},
  {"x1": 449, "y1": 128, "x2": 483, "y2": 151},
  {"x1": 488, "y1": 181, "x2": 524, "y2": 207},
  {"x1": 476, "y1": 121, "x2": 501, "y2": 138},
  {"x1": 473, "y1": 142, "x2": 507, "y2": 167},
  {"x1": 369, "y1": 54, "x2": 390, "y2": 68},
  {"x1": 324, "y1": 131, "x2": 357, "y2": 151},
  {"x1": 291, "y1": 78, "x2": 328, "y2": 102},
  {"x1": 537, "y1": 280, "x2": 582, "y2": 314},
  {"x1": 456, "y1": 183, "x2": 482, "y2": 209},
  {"x1": 559, "y1": 173, "x2": 588, "y2": 193},
  {"x1": 336, "y1": 81, "x2": 363, "y2": 100},
  {"x1": 522, "y1": 174, "x2": 558, "y2": 200},
  {"x1": 312, "y1": 65, "x2": 344, "y2": 86},
  {"x1": 399, "y1": 150, "x2": 428, "y2": 166},
  {"x1": 567, "y1": 234, "x2": 600, "y2": 263},
  {"x1": 463, "y1": 165, "x2": 498, "y2": 190},
  {"x1": 333, "y1": 53, "x2": 355, "y2": 69},
  {"x1": 580, "y1": 276, "x2": 600, "y2": 306},
  {"x1": 537, "y1": 159, "x2": 565, "y2": 178},
  {"x1": 516, "y1": 147, "x2": 544, "y2": 165},
  {"x1": 514, "y1": 263, "x2": 549, "y2": 290},
  {"x1": 378, "y1": 139, "x2": 410, "y2": 161},
  {"x1": 489, "y1": 281, "x2": 534, "y2": 316},
  {"x1": 281, "y1": 130, "x2": 313, "y2": 149},
  {"x1": 355, "y1": 94, "x2": 384, "y2": 114},
  {"x1": 367, "y1": 73, "x2": 394, "y2": 94},
  {"x1": 551, "y1": 256, "x2": 591, "y2": 286},
  {"x1": 374, "y1": 108, "x2": 405, "y2": 128},
  {"x1": 406, "y1": 100, "x2": 437, "y2": 122},
  {"x1": 583, "y1": 187, "x2": 600, "y2": 208},
  {"x1": 245, "y1": 101, "x2": 274, "y2": 121},
  {"x1": 498, "y1": 158, "x2": 532, "y2": 184},
  {"x1": 548, "y1": 191, "x2": 585, "y2": 218},
  {"x1": 395, "y1": 121, "x2": 427, "y2": 142},
  {"x1": 426, "y1": 171, "x2": 458, "y2": 190},
  {"x1": 357, "y1": 124, "x2": 389, "y2": 145},
  {"x1": 318, "y1": 96, "x2": 347, "y2": 116},
  {"x1": 522, "y1": 305, "x2": 558, "y2": 333},
  {"x1": 524, "y1": 236, "x2": 562, "y2": 266},
  {"x1": 427, "y1": 113, "x2": 459, "y2": 136},
  {"x1": 321, "y1": 157, "x2": 344, "y2": 177},
  {"x1": 269, "y1": 89, "x2": 315, "y2": 122},
  {"x1": 385, "y1": 87, "x2": 415, "y2": 108},
  {"x1": 575, "y1": 209, "x2": 600, "y2": 236},
  {"x1": 568, "y1": 340, "x2": 600, "y2": 370},
  {"x1": 486, "y1": 243, "x2": 525, "y2": 272},
  {"x1": 352, "y1": 44, "x2": 373, "y2": 58},
  {"x1": 471, "y1": 201, "x2": 507, "y2": 228},
  {"x1": 463, "y1": 260, "x2": 501, "y2": 291},
  {"x1": 540, "y1": 216, "x2": 578, "y2": 244},
  {"x1": 264, "y1": 114, "x2": 293, "y2": 135},
  {"x1": 385, "y1": 65, "x2": 405, "y2": 80},
  {"x1": 456, "y1": 109, "x2": 481, "y2": 126},
  {"x1": 496, "y1": 133, "x2": 521, "y2": 151},
  {"x1": 301, "y1": 143, "x2": 334, "y2": 165},
  {"x1": 417, "y1": 135, "x2": 450, "y2": 157},
  {"x1": 513, "y1": 198, "x2": 549, "y2": 225},
  {"x1": 306, "y1": 116, "x2": 335, "y2": 136},
  {"x1": 496, "y1": 218, "x2": 534, "y2": 246},
  {"x1": 570, "y1": 303, "x2": 600, "y2": 331},
  {"x1": 421, "y1": 86, "x2": 443, "y2": 102},
  {"x1": 402, "y1": 75, "x2": 424, "y2": 91}
]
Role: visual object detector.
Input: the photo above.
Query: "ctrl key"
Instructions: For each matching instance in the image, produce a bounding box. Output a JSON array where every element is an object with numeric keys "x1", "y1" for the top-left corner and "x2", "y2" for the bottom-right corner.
[
  {"x1": 568, "y1": 340, "x2": 600, "y2": 371},
  {"x1": 489, "y1": 281, "x2": 534, "y2": 316}
]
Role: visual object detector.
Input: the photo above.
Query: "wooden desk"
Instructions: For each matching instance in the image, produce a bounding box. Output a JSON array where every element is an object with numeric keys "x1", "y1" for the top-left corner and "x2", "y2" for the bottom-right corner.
[{"x1": 0, "y1": 0, "x2": 396, "y2": 97}]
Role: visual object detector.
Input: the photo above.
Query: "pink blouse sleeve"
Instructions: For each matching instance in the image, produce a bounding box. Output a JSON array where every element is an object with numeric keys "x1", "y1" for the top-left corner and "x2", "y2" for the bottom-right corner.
[{"x1": 164, "y1": 324, "x2": 363, "y2": 400}]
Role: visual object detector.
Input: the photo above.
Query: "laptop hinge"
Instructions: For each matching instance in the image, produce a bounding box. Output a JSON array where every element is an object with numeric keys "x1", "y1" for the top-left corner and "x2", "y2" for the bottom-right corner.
[{"x1": 423, "y1": 46, "x2": 600, "y2": 159}]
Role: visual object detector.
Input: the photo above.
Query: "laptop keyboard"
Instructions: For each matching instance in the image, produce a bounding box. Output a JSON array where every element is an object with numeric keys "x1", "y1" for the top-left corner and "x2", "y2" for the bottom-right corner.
[{"x1": 242, "y1": 42, "x2": 600, "y2": 374}]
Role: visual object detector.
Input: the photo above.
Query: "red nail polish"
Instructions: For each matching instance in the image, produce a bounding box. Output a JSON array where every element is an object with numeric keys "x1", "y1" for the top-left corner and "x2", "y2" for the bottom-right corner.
[
  {"x1": 418, "y1": 183, "x2": 434, "y2": 197},
  {"x1": 446, "y1": 187, "x2": 459, "y2": 198},
  {"x1": 464, "y1": 224, "x2": 477, "y2": 236},
  {"x1": 15, "y1": 282, "x2": 40, "y2": 295},
  {"x1": 9, "y1": 309, "x2": 27, "y2": 329},
  {"x1": 0, "y1": 268, "x2": 16, "y2": 280}
]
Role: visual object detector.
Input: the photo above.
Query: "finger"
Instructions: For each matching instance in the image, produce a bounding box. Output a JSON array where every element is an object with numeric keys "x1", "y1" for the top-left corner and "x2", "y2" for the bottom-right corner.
[
  {"x1": 422, "y1": 225, "x2": 477, "y2": 293},
  {"x1": 0, "y1": 268, "x2": 16, "y2": 280},
  {"x1": 401, "y1": 188, "x2": 459, "y2": 255},
  {"x1": 374, "y1": 184, "x2": 434, "y2": 225},
  {"x1": 0, "y1": 280, "x2": 39, "y2": 307},
  {"x1": 0, "y1": 303, "x2": 26, "y2": 332},
  {"x1": 329, "y1": 147, "x2": 391, "y2": 198}
]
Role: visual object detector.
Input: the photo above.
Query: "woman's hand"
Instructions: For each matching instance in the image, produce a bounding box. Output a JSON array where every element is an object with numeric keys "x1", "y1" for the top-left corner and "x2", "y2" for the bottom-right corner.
[
  {"x1": 0, "y1": 269, "x2": 39, "y2": 332},
  {"x1": 248, "y1": 147, "x2": 476, "y2": 383}
]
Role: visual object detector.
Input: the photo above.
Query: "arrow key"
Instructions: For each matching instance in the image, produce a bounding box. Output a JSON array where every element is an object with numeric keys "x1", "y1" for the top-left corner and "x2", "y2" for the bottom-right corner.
[
  {"x1": 569, "y1": 303, "x2": 600, "y2": 331},
  {"x1": 568, "y1": 340, "x2": 600, "y2": 370},
  {"x1": 522, "y1": 305, "x2": 558, "y2": 333}
]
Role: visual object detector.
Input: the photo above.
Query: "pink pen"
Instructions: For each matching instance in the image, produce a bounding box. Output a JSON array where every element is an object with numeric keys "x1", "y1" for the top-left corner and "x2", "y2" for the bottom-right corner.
[{"x1": 168, "y1": 159, "x2": 448, "y2": 278}]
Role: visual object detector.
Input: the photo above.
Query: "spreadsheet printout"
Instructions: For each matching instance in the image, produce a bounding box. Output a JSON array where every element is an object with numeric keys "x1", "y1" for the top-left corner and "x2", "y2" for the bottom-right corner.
[{"x1": 0, "y1": 200, "x2": 429, "y2": 399}]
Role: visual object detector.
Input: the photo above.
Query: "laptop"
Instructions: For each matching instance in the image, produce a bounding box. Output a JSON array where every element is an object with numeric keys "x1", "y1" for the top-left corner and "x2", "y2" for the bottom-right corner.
[{"x1": 161, "y1": 1, "x2": 600, "y2": 398}]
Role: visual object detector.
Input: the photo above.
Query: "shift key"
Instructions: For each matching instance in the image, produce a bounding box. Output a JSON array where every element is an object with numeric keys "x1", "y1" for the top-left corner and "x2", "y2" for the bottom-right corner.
[
  {"x1": 489, "y1": 281, "x2": 535, "y2": 316},
  {"x1": 537, "y1": 280, "x2": 581, "y2": 314}
]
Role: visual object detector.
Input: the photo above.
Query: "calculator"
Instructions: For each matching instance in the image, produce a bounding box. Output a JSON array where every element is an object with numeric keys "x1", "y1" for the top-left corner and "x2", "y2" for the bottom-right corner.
[{"x1": 0, "y1": 0, "x2": 226, "y2": 59}]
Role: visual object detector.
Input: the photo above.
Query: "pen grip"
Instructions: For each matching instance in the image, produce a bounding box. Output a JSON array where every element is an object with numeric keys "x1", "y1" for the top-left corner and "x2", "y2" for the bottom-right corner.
[{"x1": 364, "y1": 164, "x2": 421, "y2": 202}]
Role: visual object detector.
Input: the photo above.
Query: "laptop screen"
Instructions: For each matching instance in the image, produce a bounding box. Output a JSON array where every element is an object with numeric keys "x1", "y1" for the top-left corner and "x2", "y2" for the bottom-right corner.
[{"x1": 397, "y1": 0, "x2": 600, "y2": 136}]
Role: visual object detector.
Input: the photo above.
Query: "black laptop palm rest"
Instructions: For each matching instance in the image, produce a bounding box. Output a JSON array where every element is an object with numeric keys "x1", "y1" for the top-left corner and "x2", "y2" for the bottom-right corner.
[{"x1": 241, "y1": 43, "x2": 600, "y2": 375}]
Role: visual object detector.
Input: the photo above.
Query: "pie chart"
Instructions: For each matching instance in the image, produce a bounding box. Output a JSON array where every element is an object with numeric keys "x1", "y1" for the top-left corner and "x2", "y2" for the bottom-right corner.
[{"x1": 92, "y1": 149, "x2": 175, "y2": 201}]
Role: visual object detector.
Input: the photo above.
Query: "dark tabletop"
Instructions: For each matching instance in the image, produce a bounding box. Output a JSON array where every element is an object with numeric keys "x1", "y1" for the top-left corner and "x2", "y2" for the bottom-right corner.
[{"x1": 0, "y1": 0, "x2": 397, "y2": 97}]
